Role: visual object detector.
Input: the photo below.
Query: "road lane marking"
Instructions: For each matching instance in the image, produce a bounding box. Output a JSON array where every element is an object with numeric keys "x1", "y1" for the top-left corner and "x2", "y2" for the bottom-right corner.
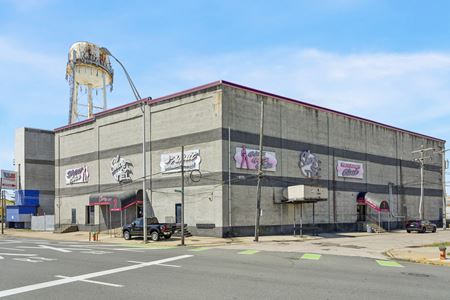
[
  {"x1": 13, "y1": 257, "x2": 57, "y2": 263},
  {"x1": 13, "y1": 258, "x2": 41, "y2": 263},
  {"x1": 301, "y1": 253, "x2": 321, "y2": 260},
  {"x1": 189, "y1": 247, "x2": 210, "y2": 252},
  {"x1": 55, "y1": 276, "x2": 123, "y2": 288},
  {"x1": 38, "y1": 245, "x2": 72, "y2": 253},
  {"x1": 128, "y1": 261, "x2": 180, "y2": 268},
  {"x1": 112, "y1": 248, "x2": 145, "y2": 252},
  {"x1": 0, "y1": 248, "x2": 25, "y2": 252},
  {"x1": 238, "y1": 250, "x2": 259, "y2": 255},
  {"x1": 0, "y1": 240, "x2": 21, "y2": 245},
  {"x1": 0, "y1": 247, "x2": 24, "y2": 251},
  {"x1": 119, "y1": 244, "x2": 176, "y2": 250},
  {"x1": 0, "y1": 253, "x2": 36, "y2": 257},
  {"x1": 80, "y1": 250, "x2": 113, "y2": 255},
  {"x1": 155, "y1": 264, "x2": 181, "y2": 268},
  {"x1": 376, "y1": 260, "x2": 403, "y2": 268},
  {"x1": 0, "y1": 254, "x2": 193, "y2": 298},
  {"x1": 18, "y1": 245, "x2": 73, "y2": 253}
]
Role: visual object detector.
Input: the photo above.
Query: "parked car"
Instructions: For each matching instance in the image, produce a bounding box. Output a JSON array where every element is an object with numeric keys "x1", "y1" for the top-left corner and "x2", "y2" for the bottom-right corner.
[
  {"x1": 122, "y1": 217, "x2": 175, "y2": 241},
  {"x1": 406, "y1": 220, "x2": 437, "y2": 233}
]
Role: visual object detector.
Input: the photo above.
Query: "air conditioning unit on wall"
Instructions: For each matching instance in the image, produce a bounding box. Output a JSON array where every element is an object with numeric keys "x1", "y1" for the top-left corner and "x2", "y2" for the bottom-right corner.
[{"x1": 282, "y1": 185, "x2": 328, "y2": 202}]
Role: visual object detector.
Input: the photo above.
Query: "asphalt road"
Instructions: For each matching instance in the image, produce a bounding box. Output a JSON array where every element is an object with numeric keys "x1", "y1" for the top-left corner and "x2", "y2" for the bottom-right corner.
[{"x1": 0, "y1": 237, "x2": 449, "y2": 300}]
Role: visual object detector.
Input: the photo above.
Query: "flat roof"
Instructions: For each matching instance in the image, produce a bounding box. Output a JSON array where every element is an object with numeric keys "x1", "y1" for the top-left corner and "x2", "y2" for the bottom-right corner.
[{"x1": 54, "y1": 80, "x2": 445, "y2": 143}]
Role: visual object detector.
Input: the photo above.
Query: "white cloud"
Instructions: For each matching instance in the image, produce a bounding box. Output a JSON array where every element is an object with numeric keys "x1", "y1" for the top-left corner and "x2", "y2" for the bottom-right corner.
[
  {"x1": 0, "y1": 36, "x2": 63, "y2": 78},
  {"x1": 148, "y1": 48, "x2": 450, "y2": 141}
]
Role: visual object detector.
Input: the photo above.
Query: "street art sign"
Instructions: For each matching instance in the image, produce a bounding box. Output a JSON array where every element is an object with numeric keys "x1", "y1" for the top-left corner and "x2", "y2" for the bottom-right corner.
[
  {"x1": 160, "y1": 149, "x2": 201, "y2": 174},
  {"x1": 234, "y1": 145, "x2": 277, "y2": 172},
  {"x1": 111, "y1": 155, "x2": 133, "y2": 183},
  {"x1": 299, "y1": 150, "x2": 320, "y2": 178},
  {"x1": 65, "y1": 166, "x2": 89, "y2": 185},
  {"x1": 336, "y1": 160, "x2": 364, "y2": 179},
  {"x1": 0, "y1": 170, "x2": 17, "y2": 189}
]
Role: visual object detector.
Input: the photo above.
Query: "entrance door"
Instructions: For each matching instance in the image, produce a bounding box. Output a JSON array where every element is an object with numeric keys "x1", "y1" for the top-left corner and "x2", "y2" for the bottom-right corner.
[
  {"x1": 357, "y1": 205, "x2": 366, "y2": 222},
  {"x1": 71, "y1": 208, "x2": 76, "y2": 224},
  {"x1": 175, "y1": 204, "x2": 181, "y2": 224}
]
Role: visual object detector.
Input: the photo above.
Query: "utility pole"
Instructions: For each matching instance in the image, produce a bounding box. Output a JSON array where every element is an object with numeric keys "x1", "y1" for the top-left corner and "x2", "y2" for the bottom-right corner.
[
  {"x1": 180, "y1": 146, "x2": 185, "y2": 246},
  {"x1": 436, "y1": 147, "x2": 449, "y2": 230},
  {"x1": 142, "y1": 101, "x2": 147, "y2": 244},
  {"x1": 412, "y1": 146, "x2": 434, "y2": 220},
  {"x1": 254, "y1": 100, "x2": 264, "y2": 242}
]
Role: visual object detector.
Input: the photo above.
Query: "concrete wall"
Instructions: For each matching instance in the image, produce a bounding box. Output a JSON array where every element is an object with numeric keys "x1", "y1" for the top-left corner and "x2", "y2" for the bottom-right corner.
[
  {"x1": 53, "y1": 82, "x2": 444, "y2": 237},
  {"x1": 221, "y1": 85, "x2": 444, "y2": 235},
  {"x1": 15, "y1": 128, "x2": 55, "y2": 214},
  {"x1": 55, "y1": 87, "x2": 224, "y2": 235}
]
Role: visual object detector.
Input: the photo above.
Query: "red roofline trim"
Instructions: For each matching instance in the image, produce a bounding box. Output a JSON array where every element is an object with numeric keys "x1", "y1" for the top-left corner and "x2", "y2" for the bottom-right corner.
[{"x1": 54, "y1": 80, "x2": 445, "y2": 143}]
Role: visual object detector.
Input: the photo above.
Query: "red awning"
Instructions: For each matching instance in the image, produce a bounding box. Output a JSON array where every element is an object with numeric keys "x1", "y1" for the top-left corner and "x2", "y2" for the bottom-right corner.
[
  {"x1": 89, "y1": 190, "x2": 142, "y2": 211},
  {"x1": 357, "y1": 192, "x2": 389, "y2": 212}
]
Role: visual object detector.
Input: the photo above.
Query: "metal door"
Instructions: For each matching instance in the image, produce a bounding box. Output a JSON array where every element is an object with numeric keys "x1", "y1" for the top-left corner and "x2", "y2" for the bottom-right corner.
[
  {"x1": 71, "y1": 208, "x2": 76, "y2": 224},
  {"x1": 175, "y1": 204, "x2": 181, "y2": 224}
]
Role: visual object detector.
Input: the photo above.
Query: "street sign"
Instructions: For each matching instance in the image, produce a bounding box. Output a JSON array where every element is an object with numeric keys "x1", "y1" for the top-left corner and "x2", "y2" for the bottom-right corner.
[{"x1": 1, "y1": 170, "x2": 17, "y2": 189}]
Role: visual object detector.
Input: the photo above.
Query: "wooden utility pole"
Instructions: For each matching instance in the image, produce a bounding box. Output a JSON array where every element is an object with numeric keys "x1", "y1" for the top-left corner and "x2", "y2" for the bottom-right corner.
[
  {"x1": 254, "y1": 100, "x2": 264, "y2": 242},
  {"x1": 412, "y1": 146, "x2": 434, "y2": 220}
]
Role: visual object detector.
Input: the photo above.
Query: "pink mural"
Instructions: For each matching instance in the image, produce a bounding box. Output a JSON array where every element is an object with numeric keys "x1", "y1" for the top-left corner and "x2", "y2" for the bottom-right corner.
[{"x1": 234, "y1": 145, "x2": 277, "y2": 172}]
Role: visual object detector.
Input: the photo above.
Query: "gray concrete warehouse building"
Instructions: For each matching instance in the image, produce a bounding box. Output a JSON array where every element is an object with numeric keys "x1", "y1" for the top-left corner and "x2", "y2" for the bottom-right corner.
[{"x1": 53, "y1": 80, "x2": 445, "y2": 237}]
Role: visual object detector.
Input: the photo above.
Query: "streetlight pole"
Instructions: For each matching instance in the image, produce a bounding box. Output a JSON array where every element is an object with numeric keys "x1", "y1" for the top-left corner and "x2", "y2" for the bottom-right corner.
[
  {"x1": 100, "y1": 47, "x2": 150, "y2": 243},
  {"x1": 181, "y1": 146, "x2": 185, "y2": 246},
  {"x1": 142, "y1": 101, "x2": 147, "y2": 243}
]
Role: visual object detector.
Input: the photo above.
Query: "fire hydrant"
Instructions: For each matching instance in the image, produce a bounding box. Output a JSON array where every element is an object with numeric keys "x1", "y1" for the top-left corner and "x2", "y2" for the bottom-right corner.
[{"x1": 439, "y1": 246, "x2": 447, "y2": 260}]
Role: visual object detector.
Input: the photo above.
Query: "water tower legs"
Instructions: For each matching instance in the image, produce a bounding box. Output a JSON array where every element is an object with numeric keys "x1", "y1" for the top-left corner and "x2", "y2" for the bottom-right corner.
[
  {"x1": 102, "y1": 73, "x2": 107, "y2": 110},
  {"x1": 70, "y1": 81, "x2": 79, "y2": 124},
  {"x1": 87, "y1": 85, "x2": 93, "y2": 118}
]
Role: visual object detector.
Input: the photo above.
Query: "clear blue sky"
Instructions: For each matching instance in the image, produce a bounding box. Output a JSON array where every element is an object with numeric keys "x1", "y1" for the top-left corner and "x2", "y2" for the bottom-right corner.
[{"x1": 1, "y1": 0, "x2": 450, "y2": 174}]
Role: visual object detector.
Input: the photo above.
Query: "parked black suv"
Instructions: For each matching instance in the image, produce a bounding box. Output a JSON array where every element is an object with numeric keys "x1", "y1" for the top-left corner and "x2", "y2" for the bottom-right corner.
[
  {"x1": 406, "y1": 220, "x2": 437, "y2": 233},
  {"x1": 122, "y1": 217, "x2": 175, "y2": 241}
]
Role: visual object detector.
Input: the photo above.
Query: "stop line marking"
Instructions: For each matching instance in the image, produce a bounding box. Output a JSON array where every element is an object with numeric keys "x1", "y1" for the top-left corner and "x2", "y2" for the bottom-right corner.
[{"x1": 0, "y1": 254, "x2": 193, "y2": 298}]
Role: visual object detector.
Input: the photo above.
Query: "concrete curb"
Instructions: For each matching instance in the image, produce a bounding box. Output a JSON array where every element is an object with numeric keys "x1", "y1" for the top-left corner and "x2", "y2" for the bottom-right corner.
[{"x1": 386, "y1": 249, "x2": 450, "y2": 267}]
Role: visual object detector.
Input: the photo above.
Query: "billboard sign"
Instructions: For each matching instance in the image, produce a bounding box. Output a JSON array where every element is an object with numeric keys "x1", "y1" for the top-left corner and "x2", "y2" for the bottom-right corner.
[
  {"x1": 65, "y1": 166, "x2": 89, "y2": 185},
  {"x1": 234, "y1": 145, "x2": 277, "y2": 172},
  {"x1": 1, "y1": 170, "x2": 17, "y2": 189},
  {"x1": 336, "y1": 160, "x2": 364, "y2": 179},
  {"x1": 160, "y1": 149, "x2": 201, "y2": 174}
]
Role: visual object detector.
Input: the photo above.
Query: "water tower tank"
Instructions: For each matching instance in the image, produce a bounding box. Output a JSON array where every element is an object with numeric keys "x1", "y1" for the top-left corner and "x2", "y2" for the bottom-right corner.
[{"x1": 66, "y1": 42, "x2": 114, "y2": 124}]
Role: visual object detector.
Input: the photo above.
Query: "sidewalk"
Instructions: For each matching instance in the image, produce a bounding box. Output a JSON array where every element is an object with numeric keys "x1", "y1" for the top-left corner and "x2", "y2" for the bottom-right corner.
[{"x1": 2, "y1": 228, "x2": 450, "y2": 264}]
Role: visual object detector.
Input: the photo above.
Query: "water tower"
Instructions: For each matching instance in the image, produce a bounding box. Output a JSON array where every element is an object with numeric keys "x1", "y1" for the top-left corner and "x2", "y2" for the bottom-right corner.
[{"x1": 66, "y1": 42, "x2": 114, "y2": 124}]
